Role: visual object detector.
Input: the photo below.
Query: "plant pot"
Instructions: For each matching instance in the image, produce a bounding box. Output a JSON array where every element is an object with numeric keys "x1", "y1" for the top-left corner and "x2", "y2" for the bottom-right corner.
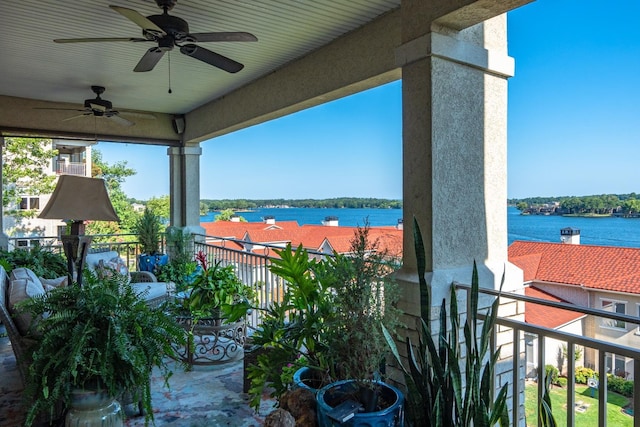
[
  {"x1": 138, "y1": 254, "x2": 168, "y2": 272},
  {"x1": 65, "y1": 388, "x2": 123, "y2": 427},
  {"x1": 293, "y1": 366, "x2": 325, "y2": 395},
  {"x1": 316, "y1": 380, "x2": 404, "y2": 427}
]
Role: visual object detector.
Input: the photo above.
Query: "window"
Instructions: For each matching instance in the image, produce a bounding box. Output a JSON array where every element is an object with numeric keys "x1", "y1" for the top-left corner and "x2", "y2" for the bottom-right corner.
[
  {"x1": 605, "y1": 354, "x2": 627, "y2": 378},
  {"x1": 18, "y1": 197, "x2": 40, "y2": 210},
  {"x1": 601, "y1": 299, "x2": 626, "y2": 329}
]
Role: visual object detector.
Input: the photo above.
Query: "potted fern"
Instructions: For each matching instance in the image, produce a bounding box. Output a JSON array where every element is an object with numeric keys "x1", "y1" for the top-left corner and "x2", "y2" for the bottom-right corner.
[{"x1": 16, "y1": 270, "x2": 185, "y2": 426}]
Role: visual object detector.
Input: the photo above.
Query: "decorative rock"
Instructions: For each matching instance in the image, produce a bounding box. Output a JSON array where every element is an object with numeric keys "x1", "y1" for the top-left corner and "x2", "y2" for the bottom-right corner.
[
  {"x1": 280, "y1": 388, "x2": 317, "y2": 427},
  {"x1": 264, "y1": 408, "x2": 295, "y2": 427}
]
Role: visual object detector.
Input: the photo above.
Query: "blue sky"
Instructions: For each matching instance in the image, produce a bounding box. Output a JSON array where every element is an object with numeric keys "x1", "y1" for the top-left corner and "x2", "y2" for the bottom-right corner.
[{"x1": 99, "y1": 0, "x2": 640, "y2": 201}]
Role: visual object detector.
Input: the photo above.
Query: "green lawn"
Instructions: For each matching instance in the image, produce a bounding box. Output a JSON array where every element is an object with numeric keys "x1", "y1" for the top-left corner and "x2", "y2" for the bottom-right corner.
[{"x1": 524, "y1": 383, "x2": 633, "y2": 427}]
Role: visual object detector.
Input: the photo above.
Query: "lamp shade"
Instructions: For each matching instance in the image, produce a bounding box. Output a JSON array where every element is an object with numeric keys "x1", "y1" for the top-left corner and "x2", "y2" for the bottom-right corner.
[{"x1": 39, "y1": 175, "x2": 120, "y2": 222}]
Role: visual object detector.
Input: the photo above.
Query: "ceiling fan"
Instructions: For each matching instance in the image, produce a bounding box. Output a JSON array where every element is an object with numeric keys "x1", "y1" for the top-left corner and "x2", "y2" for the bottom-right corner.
[
  {"x1": 36, "y1": 86, "x2": 155, "y2": 127},
  {"x1": 53, "y1": 0, "x2": 257, "y2": 73}
]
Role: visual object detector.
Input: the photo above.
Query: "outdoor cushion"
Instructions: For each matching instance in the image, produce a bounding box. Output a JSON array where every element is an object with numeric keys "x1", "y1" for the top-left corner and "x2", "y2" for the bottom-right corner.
[
  {"x1": 8, "y1": 277, "x2": 45, "y2": 335},
  {"x1": 96, "y1": 256, "x2": 131, "y2": 283},
  {"x1": 39, "y1": 276, "x2": 68, "y2": 291}
]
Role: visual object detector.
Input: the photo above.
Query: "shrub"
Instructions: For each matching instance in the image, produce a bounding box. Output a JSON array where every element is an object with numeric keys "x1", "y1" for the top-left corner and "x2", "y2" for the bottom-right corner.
[
  {"x1": 557, "y1": 377, "x2": 568, "y2": 388},
  {"x1": 545, "y1": 364, "x2": 559, "y2": 385},
  {"x1": 607, "y1": 374, "x2": 633, "y2": 397},
  {"x1": 575, "y1": 367, "x2": 596, "y2": 384}
]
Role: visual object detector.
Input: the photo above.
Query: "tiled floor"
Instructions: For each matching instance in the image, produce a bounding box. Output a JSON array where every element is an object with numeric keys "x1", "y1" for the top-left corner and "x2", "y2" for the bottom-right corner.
[{"x1": 0, "y1": 325, "x2": 275, "y2": 427}]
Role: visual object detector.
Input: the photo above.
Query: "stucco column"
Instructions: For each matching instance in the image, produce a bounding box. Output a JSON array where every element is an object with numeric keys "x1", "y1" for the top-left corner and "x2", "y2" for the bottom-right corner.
[
  {"x1": 168, "y1": 146, "x2": 204, "y2": 236},
  {"x1": 398, "y1": 14, "x2": 522, "y2": 306},
  {"x1": 394, "y1": 12, "x2": 525, "y2": 425},
  {"x1": 0, "y1": 137, "x2": 9, "y2": 250}
]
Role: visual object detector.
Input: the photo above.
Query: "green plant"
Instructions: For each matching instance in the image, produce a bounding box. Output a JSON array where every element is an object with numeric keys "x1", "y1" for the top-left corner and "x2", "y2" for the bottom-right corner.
[
  {"x1": 16, "y1": 270, "x2": 185, "y2": 426},
  {"x1": 0, "y1": 246, "x2": 67, "y2": 278},
  {"x1": 318, "y1": 224, "x2": 402, "y2": 384},
  {"x1": 575, "y1": 367, "x2": 596, "y2": 384},
  {"x1": 186, "y1": 250, "x2": 254, "y2": 319},
  {"x1": 246, "y1": 226, "x2": 402, "y2": 412},
  {"x1": 539, "y1": 369, "x2": 558, "y2": 427},
  {"x1": 156, "y1": 227, "x2": 197, "y2": 291},
  {"x1": 545, "y1": 364, "x2": 559, "y2": 385},
  {"x1": 557, "y1": 377, "x2": 568, "y2": 388},
  {"x1": 134, "y1": 207, "x2": 162, "y2": 255},
  {"x1": 607, "y1": 374, "x2": 633, "y2": 397},
  {"x1": 247, "y1": 243, "x2": 337, "y2": 410},
  {"x1": 383, "y1": 217, "x2": 509, "y2": 427}
]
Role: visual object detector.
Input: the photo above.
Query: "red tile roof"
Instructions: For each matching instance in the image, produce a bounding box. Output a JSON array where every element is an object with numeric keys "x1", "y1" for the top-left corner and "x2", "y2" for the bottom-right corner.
[
  {"x1": 524, "y1": 286, "x2": 585, "y2": 329},
  {"x1": 201, "y1": 220, "x2": 403, "y2": 256},
  {"x1": 509, "y1": 241, "x2": 640, "y2": 294}
]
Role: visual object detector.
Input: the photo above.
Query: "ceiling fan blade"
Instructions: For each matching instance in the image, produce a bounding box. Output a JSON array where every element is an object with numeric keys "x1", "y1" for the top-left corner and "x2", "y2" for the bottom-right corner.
[
  {"x1": 34, "y1": 107, "x2": 86, "y2": 112},
  {"x1": 109, "y1": 6, "x2": 166, "y2": 37},
  {"x1": 134, "y1": 48, "x2": 165, "y2": 72},
  {"x1": 189, "y1": 32, "x2": 258, "y2": 43},
  {"x1": 61, "y1": 114, "x2": 90, "y2": 122},
  {"x1": 54, "y1": 37, "x2": 148, "y2": 43},
  {"x1": 107, "y1": 114, "x2": 135, "y2": 127},
  {"x1": 180, "y1": 44, "x2": 243, "y2": 73}
]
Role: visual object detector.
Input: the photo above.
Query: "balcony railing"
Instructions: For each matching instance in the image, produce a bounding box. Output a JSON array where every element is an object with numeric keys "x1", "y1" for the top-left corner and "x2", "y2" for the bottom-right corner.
[
  {"x1": 456, "y1": 284, "x2": 640, "y2": 427},
  {"x1": 55, "y1": 161, "x2": 86, "y2": 176},
  {"x1": 6, "y1": 233, "x2": 639, "y2": 426}
]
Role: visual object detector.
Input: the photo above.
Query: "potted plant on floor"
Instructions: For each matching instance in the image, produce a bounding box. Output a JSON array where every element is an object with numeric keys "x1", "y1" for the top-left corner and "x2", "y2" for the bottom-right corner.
[
  {"x1": 314, "y1": 225, "x2": 404, "y2": 426},
  {"x1": 247, "y1": 225, "x2": 405, "y2": 426},
  {"x1": 16, "y1": 269, "x2": 185, "y2": 426},
  {"x1": 246, "y1": 243, "x2": 338, "y2": 411},
  {"x1": 134, "y1": 207, "x2": 168, "y2": 273}
]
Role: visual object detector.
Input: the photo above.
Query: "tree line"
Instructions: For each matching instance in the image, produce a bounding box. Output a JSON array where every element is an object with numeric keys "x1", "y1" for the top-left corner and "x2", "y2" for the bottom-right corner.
[
  {"x1": 201, "y1": 198, "x2": 402, "y2": 211},
  {"x1": 510, "y1": 193, "x2": 640, "y2": 216}
]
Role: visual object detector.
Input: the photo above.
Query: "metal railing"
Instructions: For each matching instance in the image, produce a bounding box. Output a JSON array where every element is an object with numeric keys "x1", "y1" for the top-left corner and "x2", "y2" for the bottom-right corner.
[
  {"x1": 192, "y1": 233, "x2": 331, "y2": 329},
  {"x1": 456, "y1": 284, "x2": 640, "y2": 427},
  {"x1": 8, "y1": 232, "x2": 638, "y2": 426},
  {"x1": 6, "y1": 234, "x2": 151, "y2": 271}
]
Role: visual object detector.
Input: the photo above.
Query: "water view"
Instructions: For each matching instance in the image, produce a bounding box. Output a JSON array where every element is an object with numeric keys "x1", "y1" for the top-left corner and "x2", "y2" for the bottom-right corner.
[{"x1": 201, "y1": 207, "x2": 640, "y2": 249}]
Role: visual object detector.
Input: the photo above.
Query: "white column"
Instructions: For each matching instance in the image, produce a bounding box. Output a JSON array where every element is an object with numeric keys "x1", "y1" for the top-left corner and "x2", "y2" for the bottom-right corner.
[{"x1": 168, "y1": 146, "x2": 205, "y2": 236}]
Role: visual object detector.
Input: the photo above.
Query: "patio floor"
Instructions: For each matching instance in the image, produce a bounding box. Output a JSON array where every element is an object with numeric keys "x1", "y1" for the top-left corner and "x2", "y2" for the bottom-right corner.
[{"x1": 0, "y1": 325, "x2": 275, "y2": 427}]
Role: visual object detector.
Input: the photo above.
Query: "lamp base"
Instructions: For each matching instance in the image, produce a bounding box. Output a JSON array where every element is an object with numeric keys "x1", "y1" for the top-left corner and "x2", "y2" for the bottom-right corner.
[{"x1": 61, "y1": 234, "x2": 93, "y2": 286}]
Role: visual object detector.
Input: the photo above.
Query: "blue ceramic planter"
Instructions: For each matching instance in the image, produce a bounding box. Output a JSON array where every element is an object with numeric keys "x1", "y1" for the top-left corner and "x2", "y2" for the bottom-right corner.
[
  {"x1": 138, "y1": 254, "x2": 168, "y2": 272},
  {"x1": 293, "y1": 367, "x2": 323, "y2": 395},
  {"x1": 316, "y1": 379, "x2": 404, "y2": 427}
]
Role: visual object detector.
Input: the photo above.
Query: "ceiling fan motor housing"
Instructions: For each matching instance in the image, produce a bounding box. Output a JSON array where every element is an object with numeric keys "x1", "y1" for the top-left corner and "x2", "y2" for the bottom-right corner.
[{"x1": 145, "y1": 14, "x2": 190, "y2": 41}]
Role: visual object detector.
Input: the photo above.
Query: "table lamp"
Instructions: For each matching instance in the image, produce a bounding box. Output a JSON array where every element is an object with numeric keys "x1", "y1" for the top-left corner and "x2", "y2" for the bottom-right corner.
[{"x1": 39, "y1": 175, "x2": 120, "y2": 285}]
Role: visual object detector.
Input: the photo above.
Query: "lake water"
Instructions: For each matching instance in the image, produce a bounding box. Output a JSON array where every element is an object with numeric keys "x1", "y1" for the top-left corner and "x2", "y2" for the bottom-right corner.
[{"x1": 201, "y1": 207, "x2": 640, "y2": 248}]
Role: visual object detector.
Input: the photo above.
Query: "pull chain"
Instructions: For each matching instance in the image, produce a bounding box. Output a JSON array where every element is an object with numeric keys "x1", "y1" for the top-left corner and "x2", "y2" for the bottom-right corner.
[{"x1": 168, "y1": 53, "x2": 172, "y2": 94}]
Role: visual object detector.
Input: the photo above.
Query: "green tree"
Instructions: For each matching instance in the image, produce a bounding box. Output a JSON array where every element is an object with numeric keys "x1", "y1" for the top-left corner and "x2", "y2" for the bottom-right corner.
[
  {"x1": 2, "y1": 137, "x2": 58, "y2": 218},
  {"x1": 215, "y1": 208, "x2": 246, "y2": 222},
  {"x1": 87, "y1": 149, "x2": 138, "y2": 235},
  {"x1": 147, "y1": 195, "x2": 170, "y2": 223},
  {"x1": 516, "y1": 201, "x2": 528, "y2": 211}
]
